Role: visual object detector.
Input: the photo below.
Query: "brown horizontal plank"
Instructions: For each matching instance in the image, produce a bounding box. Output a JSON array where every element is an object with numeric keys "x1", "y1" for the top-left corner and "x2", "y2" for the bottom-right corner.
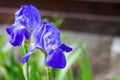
[
  {"x1": 74, "y1": 0, "x2": 120, "y2": 3},
  {"x1": 0, "y1": 7, "x2": 120, "y2": 24},
  {"x1": 0, "y1": 0, "x2": 120, "y2": 16},
  {"x1": 60, "y1": 19, "x2": 120, "y2": 36}
]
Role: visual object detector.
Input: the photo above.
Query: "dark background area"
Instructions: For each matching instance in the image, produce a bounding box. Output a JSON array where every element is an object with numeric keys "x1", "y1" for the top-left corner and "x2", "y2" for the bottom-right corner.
[{"x1": 0, "y1": 0, "x2": 120, "y2": 36}]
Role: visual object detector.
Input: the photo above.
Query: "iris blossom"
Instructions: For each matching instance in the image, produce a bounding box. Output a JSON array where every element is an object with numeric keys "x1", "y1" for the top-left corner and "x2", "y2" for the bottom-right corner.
[
  {"x1": 21, "y1": 22, "x2": 72, "y2": 68},
  {"x1": 6, "y1": 4, "x2": 72, "y2": 69},
  {"x1": 6, "y1": 5, "x2": 41, "y2": 46}
]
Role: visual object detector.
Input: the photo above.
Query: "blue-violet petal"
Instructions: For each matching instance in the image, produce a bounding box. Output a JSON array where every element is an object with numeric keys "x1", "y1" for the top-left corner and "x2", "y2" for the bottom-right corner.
[{"x1": 46, "y1": 49, "x2": 66, "y2": 68}]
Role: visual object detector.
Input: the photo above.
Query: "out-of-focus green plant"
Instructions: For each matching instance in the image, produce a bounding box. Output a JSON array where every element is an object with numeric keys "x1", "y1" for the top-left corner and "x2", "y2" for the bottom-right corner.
[
  {"x1": 115, "y1": 75, "x2": 120, "y2": 80},
  {"x1": 43, "y1": 14, "x2": 64, "y2": 28},
  {"x1": 0, "y1": 35, "x2": 24, "y2": 80},
  {"x1": 0, "y1": 35, "x2": 3, "y2": 48}
]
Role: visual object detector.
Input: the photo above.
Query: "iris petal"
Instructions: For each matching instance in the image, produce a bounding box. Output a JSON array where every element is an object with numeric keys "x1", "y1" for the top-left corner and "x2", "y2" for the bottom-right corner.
[
  {"x1": 6, "y1": 25, "x2": 16, "y2": 35},
  {"x1": 21, "y1": 29, "x2": 30, "y2": 40},
  {"x1": 46, "y1": 49, "x2": 66, "y2": 68},
  {"x1": 21, "y1": 56, "x2": 30, "y2": 64},
  {"x1": 34, "y1": 22, "x2": 62, "y2": 52},
  {"x1": 9, "y1": 29, "x2": 24, "y2": 46},
  {"x1": 21, "y1": 46, "x2": 36, "y2": 63},
  {"x1": 59, "y1": 44, "x2": 72, "y2": 52},
  {"x1": 15, "y1": 4, "x2": 41, "y2": 29}
]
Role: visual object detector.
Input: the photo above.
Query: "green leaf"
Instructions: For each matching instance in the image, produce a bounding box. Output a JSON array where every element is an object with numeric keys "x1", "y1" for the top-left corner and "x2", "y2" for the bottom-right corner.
[
  {"x1": 78, "y1": 57, "x2": 89, "y2": 80},
  {"x1": 0, "y1": 66, "x2": 9, "y2": 80},
  {"x1": 68, "y1": 68, "x2": 74, "y2": 80},
  {"x1": 79, "y1": 43, "x2": 94, "y2": 80},
  {"x1": 0, "y1": 35, "x2": 3, "y2": 48},
  {"x1": 19, "y1": 45, "x2": 26, "y2": 56}
]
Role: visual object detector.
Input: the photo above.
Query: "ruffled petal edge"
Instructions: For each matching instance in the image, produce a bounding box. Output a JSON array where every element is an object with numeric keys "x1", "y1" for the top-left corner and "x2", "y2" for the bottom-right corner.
[{"x1": 59, "y1": 44, "x2": 72, "y2": 52}]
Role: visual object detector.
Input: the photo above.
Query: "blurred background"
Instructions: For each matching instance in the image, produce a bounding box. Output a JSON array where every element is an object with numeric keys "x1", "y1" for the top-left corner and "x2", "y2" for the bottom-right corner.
[{"x1": 0, "y1": 0, "x2": 120, "y2": 80}]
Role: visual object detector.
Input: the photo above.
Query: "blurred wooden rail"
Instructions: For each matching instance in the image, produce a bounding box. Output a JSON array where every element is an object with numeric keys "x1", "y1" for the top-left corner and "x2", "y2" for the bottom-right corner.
[
  {"x1": 75, "y1": 0, "x2": 120, "y2": 3},
  {"x1": 1, "y1": 7, "x2": 120, "y2": 23},
  {"x1": 0, "y1": 0, "x2": 120, "y2": 15},
  {"x1": 0, "y1": 0, "x2": 120, "y2": 23},
  {"x1": 0, "y1": 0, "x2": 120, "y2": 35}
]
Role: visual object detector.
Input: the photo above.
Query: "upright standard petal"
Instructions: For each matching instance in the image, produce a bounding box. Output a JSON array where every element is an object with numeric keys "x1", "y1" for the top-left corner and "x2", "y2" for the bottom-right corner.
[
  {"x1": 33, "y1": 21, "x2": 61, "y2": 51},
  {"x1": 15, "y1": 4, "x2": 41, "y2": 30}
]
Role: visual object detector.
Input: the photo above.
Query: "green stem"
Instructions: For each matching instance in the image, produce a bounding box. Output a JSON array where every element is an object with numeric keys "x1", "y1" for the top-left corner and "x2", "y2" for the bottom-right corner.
[
  {"x1": 24, "y1": 44, "x2": 29, "y2": 80},
  {"x1": 26, "y1": 61, "x2": 29, "y2": 80},
  {"x1": 46, "y1": 67, "x2": 51, "y2": 80}
]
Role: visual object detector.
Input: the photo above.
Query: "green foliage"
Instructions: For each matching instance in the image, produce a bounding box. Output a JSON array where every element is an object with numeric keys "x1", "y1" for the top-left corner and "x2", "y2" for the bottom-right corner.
[
  {"x1": 43, "y1": 15, "x2": 64, "y2": 28},
  {"x1": 0, "y1": 35, "x2": 24, "y2": 80},
  {"x1": 115, "y1": 75, "x2": 120, "y2": 80},
  {"x1": 0, "y1": 35, "x2": 3, "y2": 48}
]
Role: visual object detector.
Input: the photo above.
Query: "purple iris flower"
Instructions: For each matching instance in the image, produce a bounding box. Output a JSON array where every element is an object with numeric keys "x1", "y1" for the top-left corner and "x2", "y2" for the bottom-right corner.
[
  {"x1": 6, "y1": 5, "x2": 41, "y2": 46},
  {"x1": 21, "y1": 21, "x2": 72, "y2": 68}
]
